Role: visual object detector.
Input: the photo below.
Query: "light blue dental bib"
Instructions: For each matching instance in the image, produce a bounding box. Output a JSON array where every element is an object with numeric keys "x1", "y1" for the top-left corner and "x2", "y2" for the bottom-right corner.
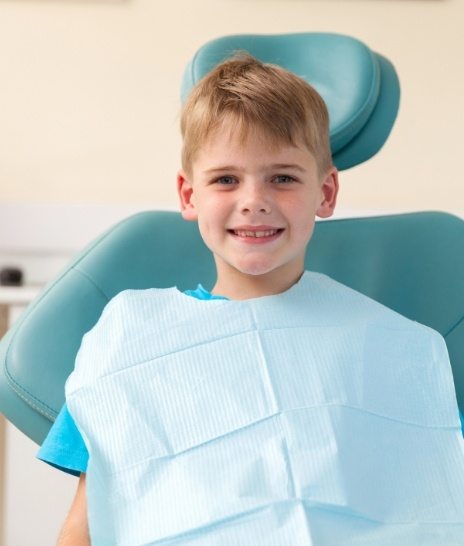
[{"x1": 66, "y1": 272, "x2": 464, "y2": 545}]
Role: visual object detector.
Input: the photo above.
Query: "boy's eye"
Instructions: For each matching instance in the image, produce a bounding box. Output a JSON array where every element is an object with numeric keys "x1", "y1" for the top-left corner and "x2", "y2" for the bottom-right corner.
[
  {"x1": 273, "y1": 175, "x2": 296, "y2": 184},
  {"x1": 215, "y1": 176, "x2": 237, "y2": 185}
]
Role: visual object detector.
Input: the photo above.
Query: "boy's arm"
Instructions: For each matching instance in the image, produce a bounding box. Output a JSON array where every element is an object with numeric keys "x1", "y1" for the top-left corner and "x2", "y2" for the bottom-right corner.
[{"x1": 57, "y1": 473, "x2": 90, "y2": 546}]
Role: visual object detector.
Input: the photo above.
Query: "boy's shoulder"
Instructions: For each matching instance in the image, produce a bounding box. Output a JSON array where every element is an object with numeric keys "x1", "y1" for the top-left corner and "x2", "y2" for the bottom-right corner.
[
  {"x1": 310, "y1": 271, "x2": 443, "y2": 335},
  {"x1": 291, "y1": 271, "x2": 422, "y2": 322},
  {"x1": 100, "y1": 286, "x2": 179, "y2": 315},
  {"x1": 81, "y1": 286, "x2": 188, "y2": 342}
]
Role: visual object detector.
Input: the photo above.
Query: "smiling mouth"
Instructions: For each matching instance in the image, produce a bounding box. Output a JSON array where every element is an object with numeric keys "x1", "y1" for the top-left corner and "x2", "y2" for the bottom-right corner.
[{"x1": 229, "y1": 228, "x2": 284, "y2": 238}]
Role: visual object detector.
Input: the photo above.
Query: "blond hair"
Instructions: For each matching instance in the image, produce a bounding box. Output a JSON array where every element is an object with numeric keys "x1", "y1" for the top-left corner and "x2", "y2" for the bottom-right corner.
[{"x1": 180, "y1": 52, "x2": 332, "y2": 176}]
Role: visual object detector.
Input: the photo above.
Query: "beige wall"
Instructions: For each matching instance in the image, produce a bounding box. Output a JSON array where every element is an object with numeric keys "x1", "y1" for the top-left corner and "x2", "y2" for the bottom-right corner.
[{"x1": 0, "y1": 0, "x2": 462, "y2": 213}]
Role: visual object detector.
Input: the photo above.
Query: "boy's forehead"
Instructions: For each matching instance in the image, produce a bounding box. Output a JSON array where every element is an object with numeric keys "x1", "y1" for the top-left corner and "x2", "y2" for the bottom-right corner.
[
  {"x1": 192, "y1": 125, "x2": 318, "y2": 176},
  {"x1": 200, "y1": 119, "x2": 306, "y2": 157}
]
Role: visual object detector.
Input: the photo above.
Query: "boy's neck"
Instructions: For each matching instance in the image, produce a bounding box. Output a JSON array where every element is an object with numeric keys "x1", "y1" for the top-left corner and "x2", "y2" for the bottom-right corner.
[{"x1": 211, "y1": 267, "x2": 305, "y2": 301}]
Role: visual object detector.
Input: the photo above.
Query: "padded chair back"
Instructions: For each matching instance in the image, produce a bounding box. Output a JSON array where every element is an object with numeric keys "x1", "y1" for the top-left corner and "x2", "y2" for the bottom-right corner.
[{"x1": 1, "y1": 211, "x2": 464, "y2": 445}]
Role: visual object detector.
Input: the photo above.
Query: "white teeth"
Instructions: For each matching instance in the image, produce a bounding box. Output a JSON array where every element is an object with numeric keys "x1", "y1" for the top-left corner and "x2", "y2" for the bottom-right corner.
[{"x1": 233, "y1": 229, "x2": 278, "y2": 238}]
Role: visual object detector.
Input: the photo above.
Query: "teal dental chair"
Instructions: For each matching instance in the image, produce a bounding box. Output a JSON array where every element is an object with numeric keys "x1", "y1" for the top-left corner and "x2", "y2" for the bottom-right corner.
[{"x1": 1, "y1": 33, "x2": 463, "y2": 448}]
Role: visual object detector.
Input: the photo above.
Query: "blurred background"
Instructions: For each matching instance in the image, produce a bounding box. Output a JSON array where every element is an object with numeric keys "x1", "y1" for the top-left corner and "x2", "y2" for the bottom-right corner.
[{"x1": 0, "y1": 0, "x2": 463, "y2": 544}]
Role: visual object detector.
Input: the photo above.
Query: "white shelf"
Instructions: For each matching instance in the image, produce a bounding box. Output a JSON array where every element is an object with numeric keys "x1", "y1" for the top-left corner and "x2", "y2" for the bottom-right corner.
[{"x1": 0, "y1": 286, "x2": 42, "y2": 306}]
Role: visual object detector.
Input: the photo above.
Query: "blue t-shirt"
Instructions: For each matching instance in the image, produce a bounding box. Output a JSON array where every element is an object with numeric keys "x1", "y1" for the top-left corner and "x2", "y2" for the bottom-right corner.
[{"x1": 37, "y1": 285, "x2": 227, "y2": 476}]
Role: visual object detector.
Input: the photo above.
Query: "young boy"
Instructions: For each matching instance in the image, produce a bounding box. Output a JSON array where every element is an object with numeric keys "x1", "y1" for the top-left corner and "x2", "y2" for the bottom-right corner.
[{"x1": 39, "y1": 54, "x2": 464, "y2": 545}]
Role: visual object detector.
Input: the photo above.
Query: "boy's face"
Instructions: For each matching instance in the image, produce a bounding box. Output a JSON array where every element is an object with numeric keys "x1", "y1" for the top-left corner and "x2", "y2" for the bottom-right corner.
[{"x1": 177, "y1": 125, "x2": 338, "y2": 296}]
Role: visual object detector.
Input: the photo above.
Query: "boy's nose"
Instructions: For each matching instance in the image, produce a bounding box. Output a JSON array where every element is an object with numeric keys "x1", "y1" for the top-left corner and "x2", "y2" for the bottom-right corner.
[{"x1": 239, "y1": 185, "x2": 272, "y2": 214}]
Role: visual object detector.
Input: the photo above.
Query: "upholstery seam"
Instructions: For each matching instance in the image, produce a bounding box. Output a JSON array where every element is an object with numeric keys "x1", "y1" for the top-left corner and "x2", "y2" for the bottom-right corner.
[{"x1": 445, "y1": 314, "x2": 464, "y2": 339}]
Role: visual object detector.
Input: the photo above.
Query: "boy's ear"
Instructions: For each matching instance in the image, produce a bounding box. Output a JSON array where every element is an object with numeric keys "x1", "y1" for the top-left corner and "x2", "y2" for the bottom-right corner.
[
  {"x1": 177, "y1": 170, "x2": 198, "y2": 222},
  {"x1": 316, "y1": 167, "x2": 339, "y2": 219}
]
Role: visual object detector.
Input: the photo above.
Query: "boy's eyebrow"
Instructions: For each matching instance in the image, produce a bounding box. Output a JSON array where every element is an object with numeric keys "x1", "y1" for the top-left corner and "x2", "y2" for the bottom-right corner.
[
  {"x1": 270, "y1": 163, "x2": 306, "y2": 172},
  {"x1": 204, "y1": 164, "x2": 307, "y2": 174},
  {"x1": 204, "y1": 166, "x2": 240, "y2": 174}
]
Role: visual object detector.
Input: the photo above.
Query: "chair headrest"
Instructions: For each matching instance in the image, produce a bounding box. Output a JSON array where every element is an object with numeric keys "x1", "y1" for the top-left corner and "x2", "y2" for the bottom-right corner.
[{"x1": 181, "y1": 33, "x2": 400, "y2": 171}]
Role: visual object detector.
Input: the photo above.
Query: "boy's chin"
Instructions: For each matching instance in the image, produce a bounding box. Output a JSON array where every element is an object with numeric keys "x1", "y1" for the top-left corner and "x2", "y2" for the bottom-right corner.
[
  {"x1": 232, "y1": 260, "x2": 296, "y2": 279},
  {"x1": 214, "y1": 251, "x2": 305, "y2": 282},
  {"x1": 239, "y1": 265, "x2": 279, "y2": 277}
]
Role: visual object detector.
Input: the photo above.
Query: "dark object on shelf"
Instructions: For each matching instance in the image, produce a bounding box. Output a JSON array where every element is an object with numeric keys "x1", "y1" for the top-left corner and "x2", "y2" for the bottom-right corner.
[{"x1": 0, "y1": 267, "x2": 23, "y2": 286}]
